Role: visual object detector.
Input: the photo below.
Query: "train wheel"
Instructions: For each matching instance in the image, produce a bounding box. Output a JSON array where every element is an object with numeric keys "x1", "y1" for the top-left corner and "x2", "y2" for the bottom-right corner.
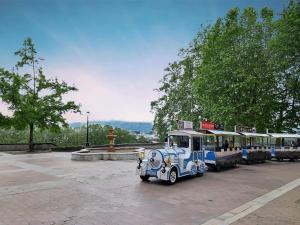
[
  {"x1": 168, "y1": 168, "x2": 177, "y2": 185},
  {"x1": 196, "y1": 172, "x2": 203, "y2": 177},
  {"x1": 214, "y1": 164, "x2": 221, "y2": 172},
  {"x1": 140, "y1": 175, "x2": 150, "y2": 181},
  {"x1": 243, "y1": 159, "x2": 249, "y2": 164}
]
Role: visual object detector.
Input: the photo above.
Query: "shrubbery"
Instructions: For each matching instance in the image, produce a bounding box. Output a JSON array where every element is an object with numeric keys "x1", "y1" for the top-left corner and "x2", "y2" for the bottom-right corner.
[{"x1": 0, "y1": 124, "x2": 149, "y2": 146}]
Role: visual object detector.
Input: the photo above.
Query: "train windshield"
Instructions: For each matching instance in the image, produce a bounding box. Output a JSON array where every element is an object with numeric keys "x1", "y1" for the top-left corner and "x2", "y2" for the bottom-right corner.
[{"x1": 169, "y1": 135, "x2": 190, "y2": 148}]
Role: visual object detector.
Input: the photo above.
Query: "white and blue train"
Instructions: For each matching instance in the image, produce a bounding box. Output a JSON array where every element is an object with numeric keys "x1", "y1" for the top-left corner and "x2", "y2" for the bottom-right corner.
[
  {"x1": 137, "y1": 120, "x2": 300, "y2": 184},
  {"x1": 268, "y1": 133, "x2": 300, "y2": 160},
  {"x1": 136, "y1": 130, "x2": 207, "y2": 184},
  {"x1": 201, "y1": 130, "x2": 242, "y2": 171}
]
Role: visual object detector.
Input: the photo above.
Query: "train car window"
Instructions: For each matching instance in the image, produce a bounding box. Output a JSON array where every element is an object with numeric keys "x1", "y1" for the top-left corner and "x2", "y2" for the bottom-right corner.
[
  {"x1": 245, "y1": 137, "x2": 251, "y2": 147},
  {"x1": 222, "y1": 136, "x2": 235, "y2": 150},
  {"x1": 284, "y1": 138, "x2": 298, "y2": 147},
  {"x1": 275, "y1": 138, "x2": 281, "y2": 147},
  {"x1": 193, "y1": 137, "x2": 200, "y2": 151},
  {"x1": 169, "y1": 135, "x2": 190, "y2": 148},
  {"x1": 204, "y1": 136, "x2": 215, "y2": 150},
  {"x1": 234, "y1": 136, "x2": 241, "y2": 148}
]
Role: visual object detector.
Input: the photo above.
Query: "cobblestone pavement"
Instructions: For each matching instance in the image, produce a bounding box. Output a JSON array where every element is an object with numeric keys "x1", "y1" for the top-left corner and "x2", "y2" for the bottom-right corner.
[{"x1": 0, "y1": 152, "x2": 299, "y2": 225}]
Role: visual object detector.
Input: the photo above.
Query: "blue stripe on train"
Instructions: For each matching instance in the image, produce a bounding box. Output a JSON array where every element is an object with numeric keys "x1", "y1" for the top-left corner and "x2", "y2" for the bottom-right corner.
[
  {"x1": 242, "y1": 148, "x2": 248, "y2": 159},
  {"x1": 271, "y1": 147, "x2": 276, "y2": 157},
  {"x1": 205, "y1": 150, "x2": 216, "y2": 162}
]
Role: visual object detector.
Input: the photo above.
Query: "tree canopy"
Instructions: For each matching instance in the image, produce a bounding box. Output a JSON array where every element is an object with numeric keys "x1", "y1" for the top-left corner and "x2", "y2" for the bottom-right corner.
[
  {"x1": 0, "y1": 38, "x2": 81, "y2": 150},
  {"x1": 151, "y1": 0, "x2": 300, "y2": 139}
]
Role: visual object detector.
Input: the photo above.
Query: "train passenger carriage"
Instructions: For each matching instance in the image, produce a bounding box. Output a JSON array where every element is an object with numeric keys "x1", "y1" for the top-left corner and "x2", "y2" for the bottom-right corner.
[
  {"x1": 239, "y1": 132, "x2": 271, "y2": 163},
  {"x1": 200, "y1": 130, "x2": 242, "y2": 171},
  {"x1": 268, "y1": 133, "x2": 300, "y2": 161}
]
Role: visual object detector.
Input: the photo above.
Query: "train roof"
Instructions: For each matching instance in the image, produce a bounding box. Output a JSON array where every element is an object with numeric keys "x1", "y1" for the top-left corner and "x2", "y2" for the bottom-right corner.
[
  {"x1": 239, "y1": 132, "x2": 269, "y2": 137},
  {"x1": 207, "y1": 130, "x2": 240, "y2": 136},
  {"x1": 268, "y1": 133, "x2": 300, "y2": 138},
  {"x1": 168, "y1": 130, "x2": 203, "y2": 137}
]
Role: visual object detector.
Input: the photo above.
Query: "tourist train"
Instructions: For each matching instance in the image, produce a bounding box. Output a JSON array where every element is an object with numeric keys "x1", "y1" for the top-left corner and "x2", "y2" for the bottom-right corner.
[
  {"x1": 137, "y1": 128, "x2": 207, "y2": 184},
  {"x1": 136, "y1": 120, "x2": 300, "y2": 184}
]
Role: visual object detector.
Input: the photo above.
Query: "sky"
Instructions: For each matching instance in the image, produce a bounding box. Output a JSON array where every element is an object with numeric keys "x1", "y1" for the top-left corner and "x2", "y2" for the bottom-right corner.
[{"x1": 0, "y1": 0, "x2": 289, "y2": 123}]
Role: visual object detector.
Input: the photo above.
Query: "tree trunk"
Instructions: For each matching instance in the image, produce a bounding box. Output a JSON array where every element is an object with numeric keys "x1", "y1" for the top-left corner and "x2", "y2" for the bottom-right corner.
[{"x1": 29, "y1": 123, "x2": 34, "y2": 151}]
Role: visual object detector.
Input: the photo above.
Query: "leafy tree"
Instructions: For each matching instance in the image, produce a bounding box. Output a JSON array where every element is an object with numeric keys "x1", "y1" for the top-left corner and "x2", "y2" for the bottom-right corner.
[
  {"x1": 151, "y1": 56, "x2": 202, "y2": 140},
  {"x1": 269, "y1": 0, "x2": 300, "y2": 132},
  {"x1": 0, "y1": 38, "x2": 81, "y2": 150},
  {"x1": 152, "y1": 1, "x2": 300, "y2": 138},
  {"x1": 193, "y1": 7, "x2": 277, "y2": 132}
]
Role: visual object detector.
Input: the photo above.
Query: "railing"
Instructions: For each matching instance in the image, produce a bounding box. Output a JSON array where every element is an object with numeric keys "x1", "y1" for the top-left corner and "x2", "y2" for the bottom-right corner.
[
  {"x1": 213, "y1": 148, "x2": 242, "y2": 157},
  {"x1": 0, "y1": 143, "x2": 56, "y2": 151},
  {"x1": 208, "y1": 146, "x2": 300, "y2": 159},
  {"x1": 276, "y1": 147, "x2": 300, "y2": 151}
]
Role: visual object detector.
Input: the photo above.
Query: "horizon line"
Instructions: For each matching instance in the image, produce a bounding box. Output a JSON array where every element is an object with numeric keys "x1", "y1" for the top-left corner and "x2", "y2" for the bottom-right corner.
[{"x1": 69, "y1": 119, "x2": 153, "y2": 124}]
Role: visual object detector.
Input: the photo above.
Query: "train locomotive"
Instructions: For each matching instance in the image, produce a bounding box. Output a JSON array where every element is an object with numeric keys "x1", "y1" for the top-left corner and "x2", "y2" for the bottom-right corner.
[{"x1": 136, "y1": 130, "x2": 207, "y2": 184}]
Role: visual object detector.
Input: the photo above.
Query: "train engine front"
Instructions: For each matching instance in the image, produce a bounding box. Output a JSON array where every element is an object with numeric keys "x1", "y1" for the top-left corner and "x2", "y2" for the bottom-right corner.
[
  {"x1": 137, "y1": 147, "x2": 179, "y2": 184},
  {"x1": 137, "y1": 129, "x2": 207, "y2": 184}
]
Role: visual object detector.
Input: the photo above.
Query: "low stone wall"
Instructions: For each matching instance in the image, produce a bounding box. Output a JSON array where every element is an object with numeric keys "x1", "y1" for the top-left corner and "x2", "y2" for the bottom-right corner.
[
  {"x1": 51, "y1": 146, "x2": 84, "y2": 152},
  {"x1": 0, "y1": 143, "x2": 56, "y2": 152},
  {"x1": 71, "y1": 151, "x2": 140, "y2": 161},
  {"x1": 91, "y1": 143, "x2": 164, "y2": 149},
  {"x1": 53, "y1": 143, "x2": 164, "y2": 152}
]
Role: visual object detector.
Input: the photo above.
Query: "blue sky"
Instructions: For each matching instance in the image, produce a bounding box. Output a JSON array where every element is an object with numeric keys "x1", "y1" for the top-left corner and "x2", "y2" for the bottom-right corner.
[{"x1": 0, "y1": 0, "x2": 288, "y2": 122}]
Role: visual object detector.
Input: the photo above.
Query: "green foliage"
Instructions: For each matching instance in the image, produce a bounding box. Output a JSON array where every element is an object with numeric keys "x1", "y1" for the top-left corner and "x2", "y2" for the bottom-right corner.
[
  {"x1": 269, "y1": 0, "x2": 300, "y2": 132},
  {"x1": 152, "y1": 0, "x2": 300, "y2": 138},
  {"x1": 151, "y1": 56, "x2": 202, "y2": 140},
  {"x1": 0, "y1": 124, "x2": 150, "y2": 146},
  {"x1": 0, "y1": 38, "x2": 81, "y2": 149},
  {"x1": 194, "y1": 7, "x2": 277, "y2": 131}
]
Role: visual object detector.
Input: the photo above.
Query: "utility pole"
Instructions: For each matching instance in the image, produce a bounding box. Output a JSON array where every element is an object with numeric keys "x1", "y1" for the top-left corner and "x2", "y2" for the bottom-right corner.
[{"x1": 86, "y1": 111, "x2": 90, "y2": 147}]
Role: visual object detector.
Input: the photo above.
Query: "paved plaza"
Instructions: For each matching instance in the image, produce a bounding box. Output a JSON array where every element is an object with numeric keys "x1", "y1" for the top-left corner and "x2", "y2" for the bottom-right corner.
[{"x1": 0, "y1": 152, "x2": 299, "y2": 225}]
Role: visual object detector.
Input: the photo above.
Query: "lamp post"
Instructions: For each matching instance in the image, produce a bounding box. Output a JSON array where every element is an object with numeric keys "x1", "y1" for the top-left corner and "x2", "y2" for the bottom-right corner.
[{"x1": 86, "y1": 111, "x2": 90, "y2": 147}]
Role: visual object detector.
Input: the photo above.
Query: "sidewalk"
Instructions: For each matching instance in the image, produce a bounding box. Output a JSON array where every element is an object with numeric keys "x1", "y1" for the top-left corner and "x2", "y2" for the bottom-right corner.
[{"x1": 232, "y1": 186, "x2": 300, "y2": 225}]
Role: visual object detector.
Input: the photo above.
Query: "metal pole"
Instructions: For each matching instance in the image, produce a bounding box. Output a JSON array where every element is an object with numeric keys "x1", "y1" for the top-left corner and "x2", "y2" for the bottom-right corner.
[{"x1": 86, "y1": 111, "x2": 90, "y2": 146}]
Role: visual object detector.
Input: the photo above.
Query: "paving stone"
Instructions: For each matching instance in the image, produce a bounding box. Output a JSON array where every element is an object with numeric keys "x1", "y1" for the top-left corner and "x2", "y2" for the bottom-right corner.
[{"x1": 0, "y1": 152, "x2": 299, "y2": 225}]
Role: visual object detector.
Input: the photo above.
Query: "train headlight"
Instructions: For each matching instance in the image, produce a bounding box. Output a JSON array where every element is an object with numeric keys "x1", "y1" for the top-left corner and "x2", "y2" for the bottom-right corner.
[
  {"x1": 166, "y1": 158, "x2": 172, "y2": 167},
  {"x1": 138, "y1": 151, "x2": 145, "y2": 159}
]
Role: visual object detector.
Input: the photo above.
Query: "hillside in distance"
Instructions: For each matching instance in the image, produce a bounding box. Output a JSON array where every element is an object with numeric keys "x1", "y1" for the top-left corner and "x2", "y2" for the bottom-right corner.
[{"x1": 70, "y1": 120, "x2": 153, "y2": 134}]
